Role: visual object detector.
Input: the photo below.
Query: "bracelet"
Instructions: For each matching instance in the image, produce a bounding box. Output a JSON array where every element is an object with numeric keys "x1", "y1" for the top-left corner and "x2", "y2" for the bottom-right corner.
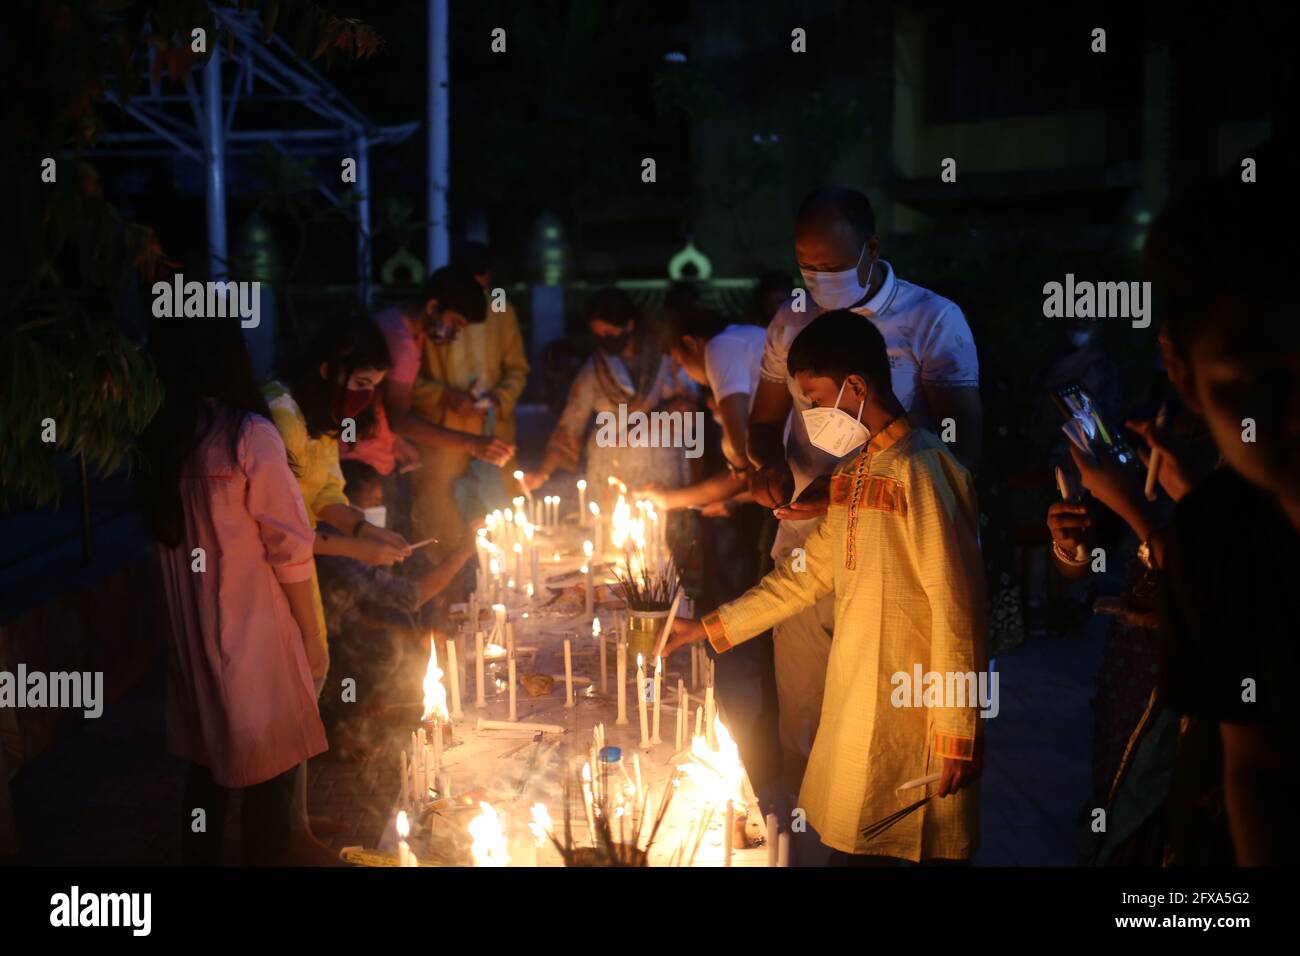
[{"x1": 1052, "y1": 541, "x2": 1088, "y2": 566}]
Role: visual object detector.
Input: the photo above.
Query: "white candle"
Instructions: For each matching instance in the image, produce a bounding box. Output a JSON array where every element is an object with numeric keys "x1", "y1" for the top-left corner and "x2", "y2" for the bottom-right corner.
[
  {"x1": 396, "y1": 811, "x2": 412, "y2": 868},
  {"x1": 492, "y1": 603, "x2": 506, "y2": 645},
  {"x1": 616, "y1": 642, "x2": 626, "y2": 723},
  {"x1": 508, "y1": 655, "x2": 517, "y2": 721},
  {"x1": 513, "y1": 542, "x2": 524, "y2": 589},
  {"x1": 705, "y1": 685, "x2": 716, "y2": 750},
  {"x1": 529, "y1": 545, "x2": 540, "y2": 593},
  {"x1": 563, "y1": 638, "x2": 574, "y2": 708},
  {"x1": 554, "y1": 495, "x2": 562, "y2": 526},
  {"x1": 777, "y1": 831, "x2": 791, "y2": 866},
  {"x1": 475, "y1": 629, "x2": 486, "y2": 708},
  {"x1": 400, "y1": 750, "x2": 410, "y2": 806},
  {"x1": 417, "y1": 727, "x2": 427, "y2": 799},
  {"x1": 651, "y1": 656, "x2": 663, "y2": 745},
  {"x1": 676, "y1": 681, "x2": 687, "y2": 750},
  {"x1": 766, "y1": 813, "x2": 779, "y2": 867},
  {"x1": 691, "y1": 643, "x2": 699, "y2": 689},
  {"x1": 636, "y1": 654, "x2": 650, "y2": 749},
  {"x1": 447, "y1": 639, "x2": 462, "y2": 719},
  {"x1": 694, "y1": 705, "x2": 703, "y2": 739},
  {"x1": 577, "y1": 479, "x2": 587, "y2": 519},
  {"x1": 431, "y1": 717, "x2": 443, "y2": 784},
  {"x1": 476, "y1": 717, "x2": 564, "y2": 734},
  {"x1": 595, "y1": 618, "x2": 607, "y2": 694},
  {"x1": 725, "y1": 799, "x2": 735, "y2": 867}
]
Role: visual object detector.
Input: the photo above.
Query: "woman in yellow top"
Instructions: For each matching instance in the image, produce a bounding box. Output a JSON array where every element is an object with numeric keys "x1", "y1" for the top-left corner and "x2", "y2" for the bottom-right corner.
[{"x1": 265, "y1": 315, "x2": 410, "y2": 862}]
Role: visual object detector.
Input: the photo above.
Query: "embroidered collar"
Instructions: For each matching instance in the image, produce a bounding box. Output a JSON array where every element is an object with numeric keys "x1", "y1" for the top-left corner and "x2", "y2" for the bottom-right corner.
[{"x1": 864, "y1": 414, "x2": 912, "y2": 457}]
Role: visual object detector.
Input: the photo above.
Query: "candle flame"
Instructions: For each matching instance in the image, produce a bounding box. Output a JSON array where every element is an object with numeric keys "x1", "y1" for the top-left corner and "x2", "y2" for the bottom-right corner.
[
  {"x1": 469, "y1": 802, "x2": 511, "y2": 867},
  {"x1": 589, "y1": 501, "x2": 600, "y2": 516},
  {"x1": 577, "y1": 479, "x2": 587, "y2": 490},
  {"x1": 607, "y1": 475, "x2": 628, "y2": 494},
  {"x1": 683, "y1": 717, "x2": 747, "y2": 810},
  {"x1": 592, "y1": 617, "x2": 601, "y2": 636},
  {"x1": 528, "y1": 803, "x2": 553, "y2": 846},
  {"x1": 396, "y1": 810, "x2": 410, "y2": 840},
  {"x1": 421, "y1": 640, "x2": 448, "y2": 721}
]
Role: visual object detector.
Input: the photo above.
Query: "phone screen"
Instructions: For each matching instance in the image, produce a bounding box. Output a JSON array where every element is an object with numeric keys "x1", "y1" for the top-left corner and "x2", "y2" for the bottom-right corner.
[{"x1": 1051, "y1": 381, "x2": 1140, "y2": 467}]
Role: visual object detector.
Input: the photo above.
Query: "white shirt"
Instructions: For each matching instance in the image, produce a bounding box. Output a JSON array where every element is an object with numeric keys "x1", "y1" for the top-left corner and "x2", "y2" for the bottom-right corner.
[
  {"x1": 703, "y1": 323, "x2": 766, "y2": 467},
  {"x1": 704, "y1": 323, "x2": 767, "y2": 409},
  {"x1": 760, "y1": 260, "x2": 979, "y2": 556}
]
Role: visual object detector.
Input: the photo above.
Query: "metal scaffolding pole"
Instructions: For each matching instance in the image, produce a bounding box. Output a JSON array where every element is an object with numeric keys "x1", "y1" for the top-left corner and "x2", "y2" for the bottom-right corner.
[
  {"x1": 356, "y1": 133, "x2": 372, "y2": 306},
  {"x1": 202, "y1": 45, "x2": 228, "y2": 280},
  {"x1": 427, "y1": 0, "x2": 450, "y2": 273}
]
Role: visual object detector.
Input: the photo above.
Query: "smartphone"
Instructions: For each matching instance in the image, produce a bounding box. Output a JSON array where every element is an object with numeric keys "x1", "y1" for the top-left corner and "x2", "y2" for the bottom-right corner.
[{"x1": 1050, "y1": 381, "x2": 1140, "y2": 468}]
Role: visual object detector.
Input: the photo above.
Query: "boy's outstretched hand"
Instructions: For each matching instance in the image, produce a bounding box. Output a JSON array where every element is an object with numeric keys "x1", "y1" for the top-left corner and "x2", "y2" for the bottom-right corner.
[{"x1": 662, "y1": 618, "x2": 707, "y2": 658}]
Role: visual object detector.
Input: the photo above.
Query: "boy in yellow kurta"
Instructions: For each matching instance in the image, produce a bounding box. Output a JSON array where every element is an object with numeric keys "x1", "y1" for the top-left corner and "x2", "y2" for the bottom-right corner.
[{"x1": 666, "y1": 311, "x2": 987, "y2": 862}]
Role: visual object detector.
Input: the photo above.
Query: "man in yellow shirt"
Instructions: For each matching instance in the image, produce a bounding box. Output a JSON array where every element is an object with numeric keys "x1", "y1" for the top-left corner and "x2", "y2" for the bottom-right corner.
[
  {"x1": 410, "y1": 264, "x2": 529, "y2": 555},
  {"x1": 666, "y1": 311, "x2": 987, "y2": 863}
]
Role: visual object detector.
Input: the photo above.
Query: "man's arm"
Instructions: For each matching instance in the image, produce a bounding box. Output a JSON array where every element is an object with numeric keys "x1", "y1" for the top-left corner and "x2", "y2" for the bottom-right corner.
[
  {"x1": 716, "y1": 392, "x2": 752, "y2": 470},
  {"x1": 922, "y1": 384, "x2": 982, "y2": 474},
  {"x1": 747, "y1": 378, "x2": 795, "y2": 507},
  {"x1": 383, "y1": 379, "x2": 512, "y2": 462}
]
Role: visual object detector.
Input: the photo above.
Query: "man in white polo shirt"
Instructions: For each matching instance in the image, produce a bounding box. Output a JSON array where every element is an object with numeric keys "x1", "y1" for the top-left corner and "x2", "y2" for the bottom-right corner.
[{"x1": 747, "y1": 186, "x2": 983, "y2": 800}]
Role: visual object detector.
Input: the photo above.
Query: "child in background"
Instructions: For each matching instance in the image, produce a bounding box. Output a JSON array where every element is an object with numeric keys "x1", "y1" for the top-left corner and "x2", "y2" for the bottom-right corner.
[{"x1": 665, "y1": 311, "x2": 987, "y2": 864}]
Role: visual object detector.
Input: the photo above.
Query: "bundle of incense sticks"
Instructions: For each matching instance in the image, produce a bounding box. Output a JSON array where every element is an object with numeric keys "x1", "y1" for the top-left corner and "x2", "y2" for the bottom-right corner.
[{"x1": 859, "y1": 796, "x2": 931, "y2": 842}]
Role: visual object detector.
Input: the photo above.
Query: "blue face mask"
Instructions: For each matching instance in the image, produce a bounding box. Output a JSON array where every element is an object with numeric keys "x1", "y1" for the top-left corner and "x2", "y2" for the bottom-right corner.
[{"x1": 800, "y1": 243, "x2": 874, "y2": 310}]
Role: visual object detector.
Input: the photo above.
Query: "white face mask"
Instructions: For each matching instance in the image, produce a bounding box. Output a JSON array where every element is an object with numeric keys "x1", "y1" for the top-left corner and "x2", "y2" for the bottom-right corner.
[
  {"x1": 801, "y1": 379, "x2": 869, "y2": 458},
  {"x1": 799, "y1": 243, "x2": 874, "y2": 310},
  {"x1": 362, "y1": 505, "x2": 388, "y2": 529}
]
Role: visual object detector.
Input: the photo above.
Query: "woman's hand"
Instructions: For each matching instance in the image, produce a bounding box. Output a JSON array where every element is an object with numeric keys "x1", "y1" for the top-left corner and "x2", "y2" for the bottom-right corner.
[
  {"x1": 633, "y1": 485, "x2": 676, "y2": 511},
  {"x1": 1068, "y1": 443, "x2": 1157, "y2": 543},
  {"x1": 353, "y1": 535, "x2": 409, "y2": 566},
  {"x1": 1046, "y1": 500, "x2": 1094, "y2": 556},
  {"x1": 521, "y1": 470, "x2": 548, "y2": 492},
  {"x1": 1126, "y1": 417, "x2": 1195, "y2": 502}
]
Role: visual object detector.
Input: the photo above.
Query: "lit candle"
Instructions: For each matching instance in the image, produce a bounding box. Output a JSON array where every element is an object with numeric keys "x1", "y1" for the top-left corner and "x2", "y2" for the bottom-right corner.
[
  {"x1": 554, "y1": 495, "x2": 562, "y2": 527},
  {"x1": 447, "y1": 639, "x2": 463, "y2": 719},
  {"x1": 505, "y1": 619, "x2": 515, "y2": 658},
  {"x1": 616, "y1": 638, "x2": 628, "y2": 725},
  {"x1": 589, "y1": 502, "x2": 603, "y2": 558},
  {"x1": 705, "y1": 685, "x2": 716, "y2": 750},
  {"x1": 513, "y1": 542, "x2": 524, "y2": 589},
  {"x1": 396, "y1": 811, "x2": 413, "y2": 867},
  {"x1": 508, "y1": 654, "x2": 517, "y2": 722},
  {"x1": 691, "y1": 643, "x2": 699, "y2": 689},
  {"x1": 400, "y1": 750, "x2": 410, "y2": 806},
  {"x1": 416, "y1": 727, "x2": 428, "y2": 799},
  {"x1": 636, "y1": 654, "x2": 650, "y2": 749},
  {"x1": 431, "y1": 716, "x2": 443, "y2": 785},
  {"x1": 694, "y1": 705, "x2": 703, "y2": 739},
  {"x1": 564, "y1": 638, "x2": 574, "y2": 708},
  {"x1": 489, "y1": 556, "x2": 501, "y2": 604},
  {"x1": 577, "y1": 478, "x2": 587, "y2": 519},
  {"x1": 651, "y1": 656, "x2": 663, "y2": 745},
  {"x1": 475, "y1": 629, "x2": 486, "y2": 708},
  {"x1": 582, "y1": 540, "x2": 594, "y2": 617},
  {"x1": 595, "y1": 618, "x2": 607, "y2": 694},
  {"x1": 725, "y1": 799, "x2": 734, "y2": 867}
]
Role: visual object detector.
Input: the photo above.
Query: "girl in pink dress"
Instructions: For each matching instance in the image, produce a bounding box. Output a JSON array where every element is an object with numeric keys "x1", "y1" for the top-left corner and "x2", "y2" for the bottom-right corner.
[{"x1": 138, "y1": 319, "x2": 327, "y2": 865}]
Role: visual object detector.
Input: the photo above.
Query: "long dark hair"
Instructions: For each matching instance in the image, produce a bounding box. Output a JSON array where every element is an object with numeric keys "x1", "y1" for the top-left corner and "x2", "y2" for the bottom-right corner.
[
  {"x1": 137, "y1": 318, "x2": 274, "y2": 547},
  {"x1": 279, "y1": 314, "x2": 393, "y2": 439}
]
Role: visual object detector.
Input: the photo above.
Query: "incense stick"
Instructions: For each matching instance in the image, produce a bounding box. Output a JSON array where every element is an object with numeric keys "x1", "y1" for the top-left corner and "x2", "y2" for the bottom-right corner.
[{"x1": 652, "y1": 588, "x2": 684, "y2": 660}]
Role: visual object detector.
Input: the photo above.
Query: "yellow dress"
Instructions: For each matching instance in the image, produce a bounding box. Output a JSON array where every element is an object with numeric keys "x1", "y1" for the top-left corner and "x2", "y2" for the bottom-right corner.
[
  {"x1": 702, "y1": 417, "x2": 988, "y2": 859},
  {"x1": 265, "y1": 381, "x2": 350, "y2": 680}
]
